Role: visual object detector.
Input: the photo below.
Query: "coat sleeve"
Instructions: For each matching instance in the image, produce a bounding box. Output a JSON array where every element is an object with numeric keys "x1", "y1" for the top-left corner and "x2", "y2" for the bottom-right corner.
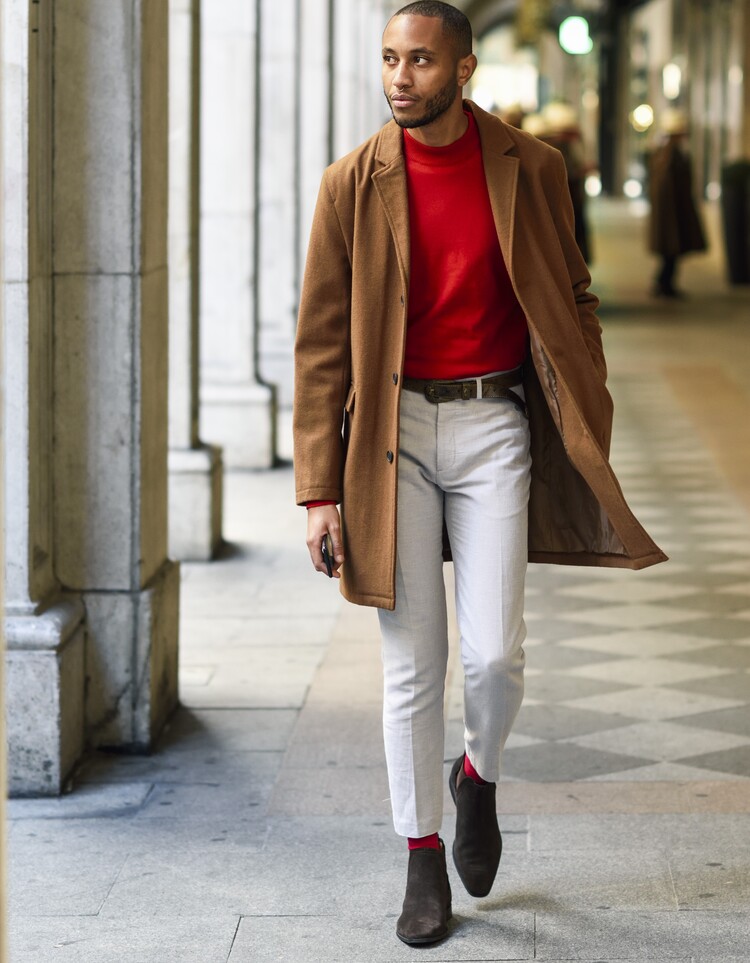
[
  {"x1": 293, "y1": 170, "x2": 353, "y2": 505},
  {"x1": 550, "y1": 152, "x2": 607, "y2": 384}
]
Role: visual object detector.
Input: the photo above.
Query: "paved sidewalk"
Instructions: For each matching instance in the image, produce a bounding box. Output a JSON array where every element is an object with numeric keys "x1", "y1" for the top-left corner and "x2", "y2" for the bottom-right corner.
[{"x1": 7, "y1": 200, "x2": 750, "y2": 961}]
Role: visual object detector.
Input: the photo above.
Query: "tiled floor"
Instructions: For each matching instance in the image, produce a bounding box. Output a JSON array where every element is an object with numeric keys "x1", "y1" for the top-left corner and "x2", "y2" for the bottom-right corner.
[
  {"x1": 484, "y1": 373, "x2": 750, "y2": 784},
  {"x1": 6, "y1": 199, "x2": 750, "y2": 961}
]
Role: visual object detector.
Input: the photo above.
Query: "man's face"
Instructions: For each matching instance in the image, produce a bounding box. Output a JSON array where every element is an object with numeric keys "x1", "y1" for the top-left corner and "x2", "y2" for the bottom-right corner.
[{"x1": 382, "y1": 15, "x2": 468, "y2": 130}]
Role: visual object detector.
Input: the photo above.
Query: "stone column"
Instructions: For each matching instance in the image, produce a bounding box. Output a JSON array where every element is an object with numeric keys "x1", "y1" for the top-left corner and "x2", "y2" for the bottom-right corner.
[
  {"x1": 332, "y1": 0, "x2": 360, "y2": 157},
  {"x1": 199, "y1": 0, "x2": 276, "y2": 469},
  {"x1": 357, "y1": 0, "x2": 379, "y2": 144},
  {"x1": 2, "y1": 0, "x2": 86, "y2": 795},
  {"x1": 331, "y1": 0, "x2": 390, "y2": 156},
  {"x1": 168, "y1": 0, "x2": 223, "y2": 560},
  {"x1": 257, "y1": 0, "x2": 300, "y2": 408},
  {"x1": 0, "y1": 423, "x2": 5, "y2": 963},
  {"x1": 369, "y1": 1, "x2": 393, "y2": 132},
  {"x1": 298, "y1": 0, "x2": 333, "y2": 284},
  {"x1": 1, "y1": 0, "x2": 9, "y2": 939},
  {"x1": 297, "y1": 0, "x2": 390, "y2": 298},
  {"x1": 52, "y1": 0, "x2": 179, "y2": 750}
]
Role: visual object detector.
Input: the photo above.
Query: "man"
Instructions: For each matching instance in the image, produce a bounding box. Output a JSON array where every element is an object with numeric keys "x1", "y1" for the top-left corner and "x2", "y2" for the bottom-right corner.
[{"x1": 294, "y1": 1, "x2": 665, "y2": 946}]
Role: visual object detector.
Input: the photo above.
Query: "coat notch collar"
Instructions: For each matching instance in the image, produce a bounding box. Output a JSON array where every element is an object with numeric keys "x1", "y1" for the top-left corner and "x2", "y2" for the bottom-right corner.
[
  {"x1": 469, "y1": 101, "x2": 520, "y2": 277},
  {"x1": 374, "y1": 118, "x2": 404, "y2": 166},
  {"x1": 465, "y1": 99, "x2": 516, "y2": 158}
]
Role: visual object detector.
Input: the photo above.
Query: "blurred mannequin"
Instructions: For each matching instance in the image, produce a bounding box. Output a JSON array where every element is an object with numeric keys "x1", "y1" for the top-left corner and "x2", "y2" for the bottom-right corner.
[{"x1": 648, "y1": 108, "x2": 706, "y2": 297}]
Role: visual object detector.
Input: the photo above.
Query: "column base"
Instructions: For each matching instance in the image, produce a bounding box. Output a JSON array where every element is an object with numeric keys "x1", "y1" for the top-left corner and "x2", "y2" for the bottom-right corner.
[
  {"x1": 5, "y1": 599, "x2": 86, "y2": 796},
  {"x1": 200, "y1": 380, "x2": 277, "y2": 469},
  {"x1": 168, "y1": 444, "x2": 223, "y2": 560},
  {"x1": 85, "y1": 559, "x2": 180, "y2": 750}
]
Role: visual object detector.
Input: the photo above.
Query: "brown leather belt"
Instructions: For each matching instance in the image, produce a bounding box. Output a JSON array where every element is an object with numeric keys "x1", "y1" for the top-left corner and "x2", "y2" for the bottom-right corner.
[{"x1": 402, "y1": 366, "x2": 526, "y2": 413}]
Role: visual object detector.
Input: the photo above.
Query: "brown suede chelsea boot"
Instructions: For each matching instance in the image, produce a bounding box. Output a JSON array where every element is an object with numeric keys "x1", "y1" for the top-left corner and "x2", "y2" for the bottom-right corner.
[
  {"x1": 449, "y1": 753, "x2": 502, "y2": 897},
  {"x1": 396, "y1": 838, "x2": 452, "y2": 945}
]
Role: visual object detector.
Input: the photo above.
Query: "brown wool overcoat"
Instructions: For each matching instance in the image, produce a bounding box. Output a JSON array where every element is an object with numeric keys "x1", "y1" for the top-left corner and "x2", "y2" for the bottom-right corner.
[{"x1": 294, "y1": 101, "x2": 667, "y2": 610}]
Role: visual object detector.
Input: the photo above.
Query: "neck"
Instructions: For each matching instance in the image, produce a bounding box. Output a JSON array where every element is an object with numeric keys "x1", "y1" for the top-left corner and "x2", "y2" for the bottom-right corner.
[{"x1": 405, "y1": 98, "x2": 469, "y2": 147}]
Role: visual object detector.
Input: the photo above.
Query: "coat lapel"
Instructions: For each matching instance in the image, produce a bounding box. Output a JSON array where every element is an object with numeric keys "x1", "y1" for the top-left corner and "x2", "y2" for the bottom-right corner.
[
  {"x1": 469, "y1": 103, "x2": 520, "y2": 282},
  {"x1": 372, "y1": 122, "x2": 410, "y2": 293}
]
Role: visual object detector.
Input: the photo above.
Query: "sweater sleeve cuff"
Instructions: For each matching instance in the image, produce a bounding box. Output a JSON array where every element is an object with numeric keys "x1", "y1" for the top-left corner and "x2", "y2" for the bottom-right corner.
[{"x1": 304, "y1": 500, "x2": 337, "y2": 509}]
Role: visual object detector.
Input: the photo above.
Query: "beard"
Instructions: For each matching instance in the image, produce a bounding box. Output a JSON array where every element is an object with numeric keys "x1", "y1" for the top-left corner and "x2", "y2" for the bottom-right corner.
[{"x1": 385, "y1": 79, "x2": 459, "y2": 129}]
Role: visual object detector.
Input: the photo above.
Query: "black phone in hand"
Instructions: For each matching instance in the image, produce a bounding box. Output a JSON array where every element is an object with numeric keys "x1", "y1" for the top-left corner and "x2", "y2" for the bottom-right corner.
[{"x1": 321, "y1": 535, "x2": 333, "y2": 578}]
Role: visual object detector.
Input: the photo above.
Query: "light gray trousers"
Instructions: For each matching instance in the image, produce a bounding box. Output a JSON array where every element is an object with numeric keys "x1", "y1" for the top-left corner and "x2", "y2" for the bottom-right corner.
[{"x1": 378, "y1": 383, "x2": 531, "y2": 838}]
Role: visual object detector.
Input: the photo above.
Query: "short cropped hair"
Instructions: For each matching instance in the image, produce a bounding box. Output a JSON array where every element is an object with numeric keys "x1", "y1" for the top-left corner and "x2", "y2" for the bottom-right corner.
[{"x1": 394, "y1": 1, "x2": 473, "y2": 58}]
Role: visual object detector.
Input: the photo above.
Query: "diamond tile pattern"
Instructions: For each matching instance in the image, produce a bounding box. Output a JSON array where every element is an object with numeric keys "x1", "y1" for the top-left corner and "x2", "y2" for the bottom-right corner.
[{"x1": 449, "y1": 375, "x2": 750, "y2": 783}]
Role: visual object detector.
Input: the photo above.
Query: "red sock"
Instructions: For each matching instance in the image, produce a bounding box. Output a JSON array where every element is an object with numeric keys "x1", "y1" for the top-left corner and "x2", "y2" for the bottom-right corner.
[
  {"x1": 463, "y1": 754, "x2": 488, "y2": 785},
  {"x1": 407, "y1": 832, "x2": 440, "y2": 851}
]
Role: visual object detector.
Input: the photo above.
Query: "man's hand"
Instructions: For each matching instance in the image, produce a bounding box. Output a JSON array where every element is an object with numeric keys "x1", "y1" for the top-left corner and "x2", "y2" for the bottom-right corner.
[{"x1": 306, "y1": 505, "x2": 345, "y2": 578}]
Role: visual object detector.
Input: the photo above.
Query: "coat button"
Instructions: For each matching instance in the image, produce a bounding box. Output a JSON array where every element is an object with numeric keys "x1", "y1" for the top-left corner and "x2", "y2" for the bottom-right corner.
[
  {"x1": 386, "y1": 450, "x2": 394, "y2": 463},
  {"x1": 392, "y1": 373, "x2": 398, "y2": 385}
]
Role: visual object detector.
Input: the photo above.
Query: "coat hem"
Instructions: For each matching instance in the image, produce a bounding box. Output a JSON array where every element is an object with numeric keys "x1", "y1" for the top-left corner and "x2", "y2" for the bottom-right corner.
[
  {"x1": 528, "y1": 549, "x2": 668, "y2": 570},
  {"x1": 340, "y1": 582, "x2": 395, "y2": 611}
]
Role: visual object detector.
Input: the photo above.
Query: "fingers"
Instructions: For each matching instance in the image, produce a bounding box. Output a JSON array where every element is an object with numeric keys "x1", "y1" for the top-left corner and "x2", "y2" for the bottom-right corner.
[
  {"x1": 328, "y1": 523, "x2": 345, "y2": 572},
  {"x1": 306, "y1": 506, "x2": 345, "y2": 578}
]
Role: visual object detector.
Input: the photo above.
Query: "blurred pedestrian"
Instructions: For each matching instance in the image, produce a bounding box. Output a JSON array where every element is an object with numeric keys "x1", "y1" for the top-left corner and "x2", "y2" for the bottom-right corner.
[
  {"x1": 543, "y1": 101, "x2": 592, "y2": 263},
  {"x1": 648, "y1": 108, "x2": 706, "y2": 297}
]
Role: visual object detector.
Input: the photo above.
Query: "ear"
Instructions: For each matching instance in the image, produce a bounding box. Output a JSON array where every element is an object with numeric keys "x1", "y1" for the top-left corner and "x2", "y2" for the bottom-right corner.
[{"x1": 457, "y1": 53, "x2": 478, "y2": 88}]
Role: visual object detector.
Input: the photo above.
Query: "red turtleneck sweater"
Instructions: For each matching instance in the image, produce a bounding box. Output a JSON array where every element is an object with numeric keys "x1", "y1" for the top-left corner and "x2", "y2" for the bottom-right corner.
[{"x1": 402, "y1": 110, "x2": 527, "y2": 378}]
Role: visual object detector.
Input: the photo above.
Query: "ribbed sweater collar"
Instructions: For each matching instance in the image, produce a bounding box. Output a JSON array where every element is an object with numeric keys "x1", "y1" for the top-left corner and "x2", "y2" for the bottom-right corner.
[{"x1": 403, "y1": 110, "x2": 478, "y2": 168}]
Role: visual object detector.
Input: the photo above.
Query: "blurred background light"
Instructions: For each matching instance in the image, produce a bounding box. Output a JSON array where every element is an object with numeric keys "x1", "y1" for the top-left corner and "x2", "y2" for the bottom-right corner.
[
  {"x1": 662, "y1": 63, "x2": 682, "y2": 100},
  {"x1": 623, "y1": 178, "x2": 643, "y2": 198},
  {"x1": 471, "y1": 62, "x2": 539, "y2": 113},
  {"x1": 581, "y1": 89, "x2": 599, "y2": 111},
  {"x1": 631, "y1": 103, "x2": 654, "y2": 132},
  {"x1": 471, "y1": 85, "x2": 495, "y2": 111},
  {"x1": 585, "y1": 173, "x2": 602, "y2": 197},
  {"x1": 559, "y1": 16, "x2": 593, "y2": 55}
]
